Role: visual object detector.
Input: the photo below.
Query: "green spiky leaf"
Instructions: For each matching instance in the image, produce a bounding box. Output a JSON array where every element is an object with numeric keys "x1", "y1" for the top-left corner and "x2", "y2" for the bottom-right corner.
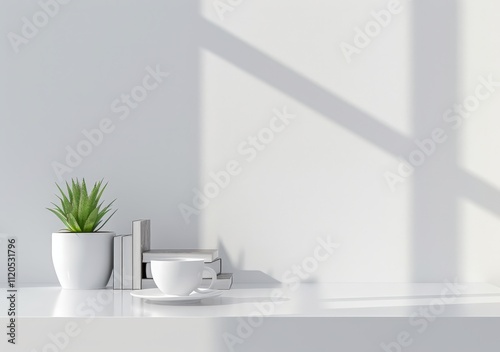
[{"x1": 47, "y1": 178, "x2": 117, "y2": 233}]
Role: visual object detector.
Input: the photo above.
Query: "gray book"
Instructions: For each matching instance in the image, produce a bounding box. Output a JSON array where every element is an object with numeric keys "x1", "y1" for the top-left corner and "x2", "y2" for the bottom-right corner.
[
  {"x1": 142, "y1": 249, "x2": 218, "y2": 263},
  {"x1": 144, "y1": 258, "x2": 222, "y2": 279},
  {"x1": 122, "y1": 234, "x2": 133, "y2": 290},
  {"x1": 132, "y1": 220, "x2": 151, "y2": 290},
  {"x1": 142, "y1": 273, "x2": 233, "y2": 290},
  {"x1": 206, "y1": 273, "x2": 233, "y2": 290},
  {"x1": 113, "y1": 235, "x2": 123, "y2": 290}
]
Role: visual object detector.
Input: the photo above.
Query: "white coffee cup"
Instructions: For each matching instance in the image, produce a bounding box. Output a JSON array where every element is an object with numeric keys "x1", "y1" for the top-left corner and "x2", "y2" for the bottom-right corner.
[{"x1": 151, "y1": 258, "x2": 217, "y2": 296}]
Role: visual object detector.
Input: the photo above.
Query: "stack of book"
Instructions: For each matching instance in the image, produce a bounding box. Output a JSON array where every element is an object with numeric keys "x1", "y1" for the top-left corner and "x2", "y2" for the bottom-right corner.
[
  {"x1": 113, "y1": 219, "x2": 233, "y2": 290},
  {"x1": 113, "y1": 219, "x2": 151, "y2": 290}
]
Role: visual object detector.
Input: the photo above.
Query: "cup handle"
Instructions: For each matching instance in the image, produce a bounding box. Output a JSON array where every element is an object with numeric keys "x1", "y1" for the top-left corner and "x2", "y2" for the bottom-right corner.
[{"x1": 195, "y1": 267, "x2": 217, "y2": 293}]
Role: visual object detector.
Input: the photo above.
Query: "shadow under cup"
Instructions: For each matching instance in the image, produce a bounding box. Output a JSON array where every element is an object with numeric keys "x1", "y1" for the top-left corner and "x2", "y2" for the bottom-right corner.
[{"x1": 151, "y1": 258, "x2": 217, "y2": 296}]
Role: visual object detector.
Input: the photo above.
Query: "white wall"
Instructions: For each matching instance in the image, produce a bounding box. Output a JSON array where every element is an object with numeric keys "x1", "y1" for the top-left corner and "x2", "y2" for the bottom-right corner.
[{"x1": 1, "y1": 0, "x2": 499, "y2": 284}]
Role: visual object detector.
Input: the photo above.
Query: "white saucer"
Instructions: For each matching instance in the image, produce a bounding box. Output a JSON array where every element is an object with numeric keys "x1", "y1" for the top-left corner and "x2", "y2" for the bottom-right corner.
[{"x1": 130, "y1": 288, "x2": 223, "y2": 303}]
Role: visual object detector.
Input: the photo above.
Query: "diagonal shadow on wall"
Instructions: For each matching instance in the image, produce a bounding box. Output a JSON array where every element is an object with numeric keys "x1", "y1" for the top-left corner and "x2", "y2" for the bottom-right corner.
[
  {"x1": 198, "y1": 18, "x2": 408, "y2": 156},
  {"x1": 197, "y1": 7, "x2": 500, "y2": 282}
]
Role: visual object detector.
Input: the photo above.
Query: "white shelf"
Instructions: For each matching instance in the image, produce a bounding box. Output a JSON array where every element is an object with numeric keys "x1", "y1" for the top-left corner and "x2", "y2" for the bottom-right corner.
[
  {"x1": 3, "y1": 283, "x2": 500, "y2": 351},
  {"x1": 3, "y1": 282, "x2": 500, "y2": 318}
]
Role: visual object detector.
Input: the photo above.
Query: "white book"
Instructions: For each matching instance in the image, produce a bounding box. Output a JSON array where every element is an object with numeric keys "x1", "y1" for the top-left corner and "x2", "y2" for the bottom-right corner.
[
  {"x1": 142, "y1": 273, "x2": 233, "y2": 290},
  {"x1": 113, "y1": 235, "x2": 123, "y2": 290},
  {"x1": 144, "y1": 258, "x2": 222, "y2": 279},
  {"x1": 143, "y1": 249, "x2": 218, "y2": 263},
  {"x1": 132, "y1": 220, "x2": 151, "y2": 290},
  {"x1": 122, "y1": 235, "x2": 133, "y2": 290}
]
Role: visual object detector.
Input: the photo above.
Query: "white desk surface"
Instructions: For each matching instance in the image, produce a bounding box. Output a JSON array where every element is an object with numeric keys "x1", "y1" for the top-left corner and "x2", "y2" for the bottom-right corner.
[{"x1": 3, "y1": 282, "x2": 500, "y2": 318}]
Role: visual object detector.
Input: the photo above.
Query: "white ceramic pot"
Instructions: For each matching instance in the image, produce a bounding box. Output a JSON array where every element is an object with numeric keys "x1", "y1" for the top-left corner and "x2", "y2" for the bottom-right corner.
[{"x1": 52, "y1": 232, "x2": 115, "y2": 289}]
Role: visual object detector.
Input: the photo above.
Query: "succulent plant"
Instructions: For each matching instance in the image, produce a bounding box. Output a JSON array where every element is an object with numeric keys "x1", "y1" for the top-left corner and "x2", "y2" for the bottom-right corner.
[{"x1": 48, "y1": 179, "x2": 117, "y2": 233}]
